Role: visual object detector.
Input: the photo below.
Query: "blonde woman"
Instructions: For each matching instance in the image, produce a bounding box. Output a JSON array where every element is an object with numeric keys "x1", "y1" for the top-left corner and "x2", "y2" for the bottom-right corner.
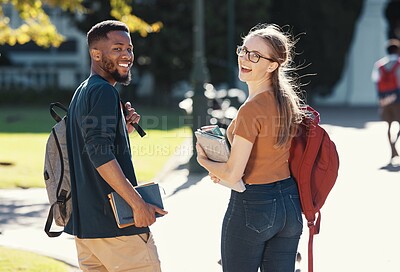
[{"x1": 196, "y1": 24, "x2": 305, "y2": 272}]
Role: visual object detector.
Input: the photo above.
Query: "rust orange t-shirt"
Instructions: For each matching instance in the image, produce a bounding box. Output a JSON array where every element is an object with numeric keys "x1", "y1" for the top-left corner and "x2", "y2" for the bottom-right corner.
[{"x1": 227, "y1": 91, "x2": 291, "y2": 184}]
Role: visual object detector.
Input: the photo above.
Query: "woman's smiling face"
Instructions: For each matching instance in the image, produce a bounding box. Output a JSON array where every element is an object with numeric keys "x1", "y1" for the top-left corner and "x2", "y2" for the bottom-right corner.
[{"x1": 237, "y1": 36, "x2": 275, "y2": 83}]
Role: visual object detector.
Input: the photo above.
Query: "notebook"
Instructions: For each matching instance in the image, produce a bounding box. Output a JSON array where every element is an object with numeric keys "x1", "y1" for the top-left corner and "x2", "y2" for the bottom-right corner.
[
  {"x1": 108, "y1": 182, "x2": 164, "y2": 228},
  {"x1": 195, "y1": 125, "x2": 246, "y2": 192}
]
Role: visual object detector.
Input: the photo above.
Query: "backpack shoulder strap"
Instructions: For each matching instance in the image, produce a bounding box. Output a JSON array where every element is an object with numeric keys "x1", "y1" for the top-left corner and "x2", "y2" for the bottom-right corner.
[
  {"x1": 379, "y1": 60, "x2": 400, "y2": 74},
  {"x1": 389, "y1": 60, "x2": 400, "y2": 73},
  {"x1": 297, "y1": 106, "x2": 324, "y2": 272},
  {"x1": 393, "y1": 60, "x2": 400, "y2": 77},
  {"x1": 44, "y1": 203, "x2": 64, "y2": 237},
  {"x1": 50, "y1": 102, "x2": 68, "y2": 123},
  {"x1": 120, "y1": 99, "x2": 146, "y2": 137},
  {"x1": 297, "y1": 106, "x2": 323, "y2": 226}
]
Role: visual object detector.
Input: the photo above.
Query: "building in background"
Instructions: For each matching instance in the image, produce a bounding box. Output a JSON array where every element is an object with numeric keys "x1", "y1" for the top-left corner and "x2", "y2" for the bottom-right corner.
[
  {"x1": 0, "y1": 0, "x2": 397, "y2": 106},
  {"x1": 0, "y1": 4, "x2": 88, "y2": 91},
  {"x1": 315, "y1": 0, "x2": 392, "y2": 106}
]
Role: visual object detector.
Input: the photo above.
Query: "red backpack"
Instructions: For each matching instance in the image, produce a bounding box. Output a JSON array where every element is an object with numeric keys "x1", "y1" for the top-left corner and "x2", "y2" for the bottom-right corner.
[
  {"x1": 377, "y1": 61, "x2": 400, "y2": 93},
  {"x1": 289, "y1": 106, "x2": 339, "y2": 272}
]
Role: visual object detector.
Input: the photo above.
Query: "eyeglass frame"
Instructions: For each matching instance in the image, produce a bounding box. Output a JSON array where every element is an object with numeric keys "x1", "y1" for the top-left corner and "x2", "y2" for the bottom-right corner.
[{"x1": 236, "y1": 45, "x2": 275, "y2": 64}]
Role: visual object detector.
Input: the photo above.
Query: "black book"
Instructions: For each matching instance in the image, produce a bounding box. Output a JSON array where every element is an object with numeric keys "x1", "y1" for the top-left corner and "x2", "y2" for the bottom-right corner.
[{"x1": 108, "y1": 183, "x2": 164, "y2": 228}]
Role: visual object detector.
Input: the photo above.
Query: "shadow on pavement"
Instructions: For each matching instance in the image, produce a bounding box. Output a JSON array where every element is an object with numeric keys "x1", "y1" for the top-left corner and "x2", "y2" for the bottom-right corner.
[
  {"x1": 166, "y1": 163, "x2": 207, "y2": 197},
  {"x1": 379, "y1": 162, "x2": 400, "y2": 172},
  {"x1": 0, "y1": 201, "x2": 48, "y2": 229}
]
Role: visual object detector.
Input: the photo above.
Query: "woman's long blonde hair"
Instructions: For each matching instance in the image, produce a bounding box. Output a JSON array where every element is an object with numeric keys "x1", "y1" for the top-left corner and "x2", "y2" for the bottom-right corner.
[{"x1": 243, "y1": 23, "x2": 305, "y2": 147}]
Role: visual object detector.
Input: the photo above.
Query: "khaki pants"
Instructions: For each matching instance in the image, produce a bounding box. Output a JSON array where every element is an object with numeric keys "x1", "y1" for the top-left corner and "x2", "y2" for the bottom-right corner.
[{"x1": 74, "y1": 233, "x2": 161, "y2": 272}]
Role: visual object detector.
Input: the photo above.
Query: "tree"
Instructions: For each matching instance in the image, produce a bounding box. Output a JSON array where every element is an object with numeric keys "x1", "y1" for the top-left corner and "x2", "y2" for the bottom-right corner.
[
  {"x1": 0, "y1": 0, "x2": 162, "y2": 48},
  {"x1": 123, "y1": 0, "x2": 363, "y2": 101},
  {"x1": 0, "y1": 0, "x2": 365, "y2": 100}
]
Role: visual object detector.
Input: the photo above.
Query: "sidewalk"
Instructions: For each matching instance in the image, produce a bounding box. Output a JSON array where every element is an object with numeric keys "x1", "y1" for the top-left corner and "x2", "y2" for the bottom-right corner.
[
  {"x1": 0, "y1": 138, "x2": 229, "y2": 272},
  {"x1": 1, "y1": 106, "x2": 400, "y2": 271}
]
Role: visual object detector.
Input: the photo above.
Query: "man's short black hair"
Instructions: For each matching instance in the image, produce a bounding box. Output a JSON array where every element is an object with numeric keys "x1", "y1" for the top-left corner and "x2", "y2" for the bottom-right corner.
[
  {"x1": 386, "y1": 39, "x2": 400, "y2": 55},
  {"x1": 87, "y1": 20, "x2": 130, "y2": 48}
]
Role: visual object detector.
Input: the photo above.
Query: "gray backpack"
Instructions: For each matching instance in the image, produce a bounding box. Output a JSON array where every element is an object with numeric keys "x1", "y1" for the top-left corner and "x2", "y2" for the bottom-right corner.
[{"x1": 43, "y1": 102, "x2": 72, "y2": 237}]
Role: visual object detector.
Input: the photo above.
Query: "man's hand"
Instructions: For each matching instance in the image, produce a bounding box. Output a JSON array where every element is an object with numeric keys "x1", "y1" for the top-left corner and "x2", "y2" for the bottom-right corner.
[
  {"x1": 132, "y1": 199, "x2": 168, "y2": 227},
  {"x1": 123, "y1": 101, "x2": 141, "y2": 134}
]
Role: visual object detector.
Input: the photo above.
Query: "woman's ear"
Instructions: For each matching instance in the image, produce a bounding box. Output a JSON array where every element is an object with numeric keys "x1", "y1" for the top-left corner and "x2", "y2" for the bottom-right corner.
[
  {"x1": 268, "y1": 62, "x2": 279, "y2": 73},
  {"x1": 90, "y1": 48, "x2": 101, "y2": 61}
]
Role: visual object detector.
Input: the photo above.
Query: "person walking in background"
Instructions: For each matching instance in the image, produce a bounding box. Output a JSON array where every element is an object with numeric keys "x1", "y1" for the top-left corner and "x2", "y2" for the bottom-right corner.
[
  {"x1": 196, "y1": 23, "x2": 305, "y2": 272},
  {"x1": 66, "y1": 20, "x2": 167, "y2": 271},
  {"x1": 371, "y1": 39, "x2": 400, "y2": 165}
]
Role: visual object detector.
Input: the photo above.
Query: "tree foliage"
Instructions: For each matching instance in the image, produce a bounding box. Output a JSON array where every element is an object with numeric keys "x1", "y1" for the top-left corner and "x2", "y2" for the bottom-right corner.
[
  {"x1": 1, "y1": 0, "x2": 365, "y2": 99},
  {"x1": 0, "y1": 0, "x2": 162, "y2": 47},
  {"x1": 123, "y1": 0, "x2": 363, "y2": 99}
]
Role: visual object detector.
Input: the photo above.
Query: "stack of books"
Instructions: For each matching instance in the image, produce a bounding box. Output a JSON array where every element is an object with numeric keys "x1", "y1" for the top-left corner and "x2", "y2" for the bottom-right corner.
[{"x1": 195, "y1": 125, "x2": 246, "y2": 192}]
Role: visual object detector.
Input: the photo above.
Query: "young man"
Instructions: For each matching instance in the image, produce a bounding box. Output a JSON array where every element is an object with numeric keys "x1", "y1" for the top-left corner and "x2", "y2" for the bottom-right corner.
[
  {"x1": 372, "y1": 39, "x2": 400, "y2": 164},
  {"x1": 66, "y1": 20, "x2": 167, "y2": 271}
]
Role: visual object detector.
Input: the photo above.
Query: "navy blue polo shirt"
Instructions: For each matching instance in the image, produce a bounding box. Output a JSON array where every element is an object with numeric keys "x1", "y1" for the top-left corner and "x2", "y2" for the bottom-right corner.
[{"x1": 65, "y1": 74, "x2": 149, "y2": 238}]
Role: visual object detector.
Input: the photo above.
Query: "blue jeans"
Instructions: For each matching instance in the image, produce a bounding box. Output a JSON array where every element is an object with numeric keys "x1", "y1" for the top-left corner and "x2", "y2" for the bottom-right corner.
[{"x1": 221, "y1": 177, "x2": 303, "y2": 272}]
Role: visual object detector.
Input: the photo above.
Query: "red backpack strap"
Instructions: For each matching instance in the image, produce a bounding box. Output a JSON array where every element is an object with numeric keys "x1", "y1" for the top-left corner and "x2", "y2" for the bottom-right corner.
[
  {"x1": 382, "y1": 59, "x2": 400, "y2": 69},
  {"x1": 394, "y1": 59, "x2": 400, "y2": 70},
  {"x1": 379, "y1": 60, "x2": 400, "y2": 76},
  {"x1": 297, "y1": 106, "x2": 324, "y2": 272},
  {"x1": 307, "y1": 211, "x2": 321, "y2": 272},
  {"x1": 296, "y1": 106, "x2": 323, "y2": 225}
]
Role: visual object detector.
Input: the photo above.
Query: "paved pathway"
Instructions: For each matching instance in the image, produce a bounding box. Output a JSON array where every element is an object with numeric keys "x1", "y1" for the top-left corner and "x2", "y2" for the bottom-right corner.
[{"x1": 1, "y1": 106, "x2": 400, "y2": 271}]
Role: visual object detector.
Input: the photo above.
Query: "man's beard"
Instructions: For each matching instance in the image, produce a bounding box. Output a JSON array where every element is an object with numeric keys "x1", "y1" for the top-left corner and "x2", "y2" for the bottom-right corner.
[
  {"x1": 110, "y1": 70, "x2": 131, "y2": 86},
  {"x1": 103, "y1": 57, "x2": 131, "y2": 86}
]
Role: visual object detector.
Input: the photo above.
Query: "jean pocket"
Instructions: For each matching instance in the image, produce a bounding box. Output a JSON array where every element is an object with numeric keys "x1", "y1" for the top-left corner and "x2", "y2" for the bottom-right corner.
[
  {"x1": 243, "y1": 199, "x2": 277, "y2": 233},
  {"x1": 289, "y1": 195, "x2": 303, "y2": 226}
]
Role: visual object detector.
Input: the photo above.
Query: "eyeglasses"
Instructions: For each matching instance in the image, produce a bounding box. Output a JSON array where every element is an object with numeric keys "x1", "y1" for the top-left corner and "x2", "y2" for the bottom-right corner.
[{"x1": 236, "y1": 46, "x2": 275, "y2": 63}]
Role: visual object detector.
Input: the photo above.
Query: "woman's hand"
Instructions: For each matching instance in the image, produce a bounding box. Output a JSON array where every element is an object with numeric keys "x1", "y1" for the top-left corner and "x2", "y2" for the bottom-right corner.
[
  {"x1": 195, "y1": 143, "x2": 208, "y2": 163},
  {"x1": 124, "y1": 102, "x2": 141, "y2": 134},
  {"x1": 196, "y1": 143, "x2": 221, "y2": 183},
  {"x1": 209, "y1": 172, "x2": 221, "y2": 183}
]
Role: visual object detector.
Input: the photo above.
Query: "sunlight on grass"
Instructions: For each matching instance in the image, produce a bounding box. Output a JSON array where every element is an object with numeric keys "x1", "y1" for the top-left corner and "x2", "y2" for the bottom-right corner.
[
  {"x1": 0, "y1": 246, "x2": 70, "y2": 272},
  {"x1": 0, "y1": 127, "x2": 192, "y2": 189},
  {"x1": 0, "y1": 134, "x2": 45, "y2": 188},
  {"x1": 130, "y1": 127, "x2": 192, "y2": 182}
]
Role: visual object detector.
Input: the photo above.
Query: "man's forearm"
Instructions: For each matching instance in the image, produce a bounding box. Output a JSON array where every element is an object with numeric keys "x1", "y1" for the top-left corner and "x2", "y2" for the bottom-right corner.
[{"x1": 96, "y1": 159, "x2": 145, "y2": 210}]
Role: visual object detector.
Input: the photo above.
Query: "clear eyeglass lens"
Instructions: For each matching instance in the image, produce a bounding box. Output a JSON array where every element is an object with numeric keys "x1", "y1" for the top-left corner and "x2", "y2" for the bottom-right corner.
[
  {"x1": 249, "y1": 53, "x2": 259, "y2": 62},
  {"x1": 237, "y1": 47, "x2": 244, "y2": 56},
  {"x1": 237, "y1": 47, "x2": 260, "y2": 63}
]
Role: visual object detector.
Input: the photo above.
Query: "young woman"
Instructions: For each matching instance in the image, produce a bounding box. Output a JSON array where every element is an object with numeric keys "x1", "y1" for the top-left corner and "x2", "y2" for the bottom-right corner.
[{"x1": 196, "y1": 24, "x2": 305, "y2": 272}]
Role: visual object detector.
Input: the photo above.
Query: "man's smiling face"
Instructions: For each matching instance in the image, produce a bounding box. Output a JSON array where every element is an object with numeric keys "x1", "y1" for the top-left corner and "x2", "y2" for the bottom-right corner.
[{"x1": 94, "y1": 30, "x2": 134, "y2": 86}]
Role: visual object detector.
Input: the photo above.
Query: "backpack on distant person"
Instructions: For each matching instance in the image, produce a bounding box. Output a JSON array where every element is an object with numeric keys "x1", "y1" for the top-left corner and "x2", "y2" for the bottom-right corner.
[
  {"x1": 377, "y1": 61, "x2": 400, "y2": 94},
  {"x1": 289, "y1": 105, "x2": 340, "y2": 272},
  {"x1": 43, "y1": 102, "x2": 72, "y2": 238}
]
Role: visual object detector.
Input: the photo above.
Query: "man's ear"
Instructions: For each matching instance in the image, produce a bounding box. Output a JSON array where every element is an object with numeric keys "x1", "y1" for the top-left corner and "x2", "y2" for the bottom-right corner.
[{"x1": 90, "y1": 48, "x2": 101, "y2": 61}]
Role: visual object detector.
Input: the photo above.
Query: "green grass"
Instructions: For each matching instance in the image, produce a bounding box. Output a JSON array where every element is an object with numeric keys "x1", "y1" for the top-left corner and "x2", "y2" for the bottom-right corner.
[
  {"x1": 0, "y1": 105, "x2": 193, "y2": 268},
  {"x1": 0, "y1": 106, "x2": 192, "y2": 189},
  {"x1": 0, "y1": 105, "x2": 188, "y2": 133},
  {"x1": 0, "y1": 107, "x2": 54, "y2": 133},
  {"x1": 0, "y1": 246, "x2": 70, "y2": 272},
  {"x1": 0, "y1": 134, "x2": 46, "y2": 188},
  {"x1": 130, "y1": 128, "x2": 192, "y2": 181}
]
